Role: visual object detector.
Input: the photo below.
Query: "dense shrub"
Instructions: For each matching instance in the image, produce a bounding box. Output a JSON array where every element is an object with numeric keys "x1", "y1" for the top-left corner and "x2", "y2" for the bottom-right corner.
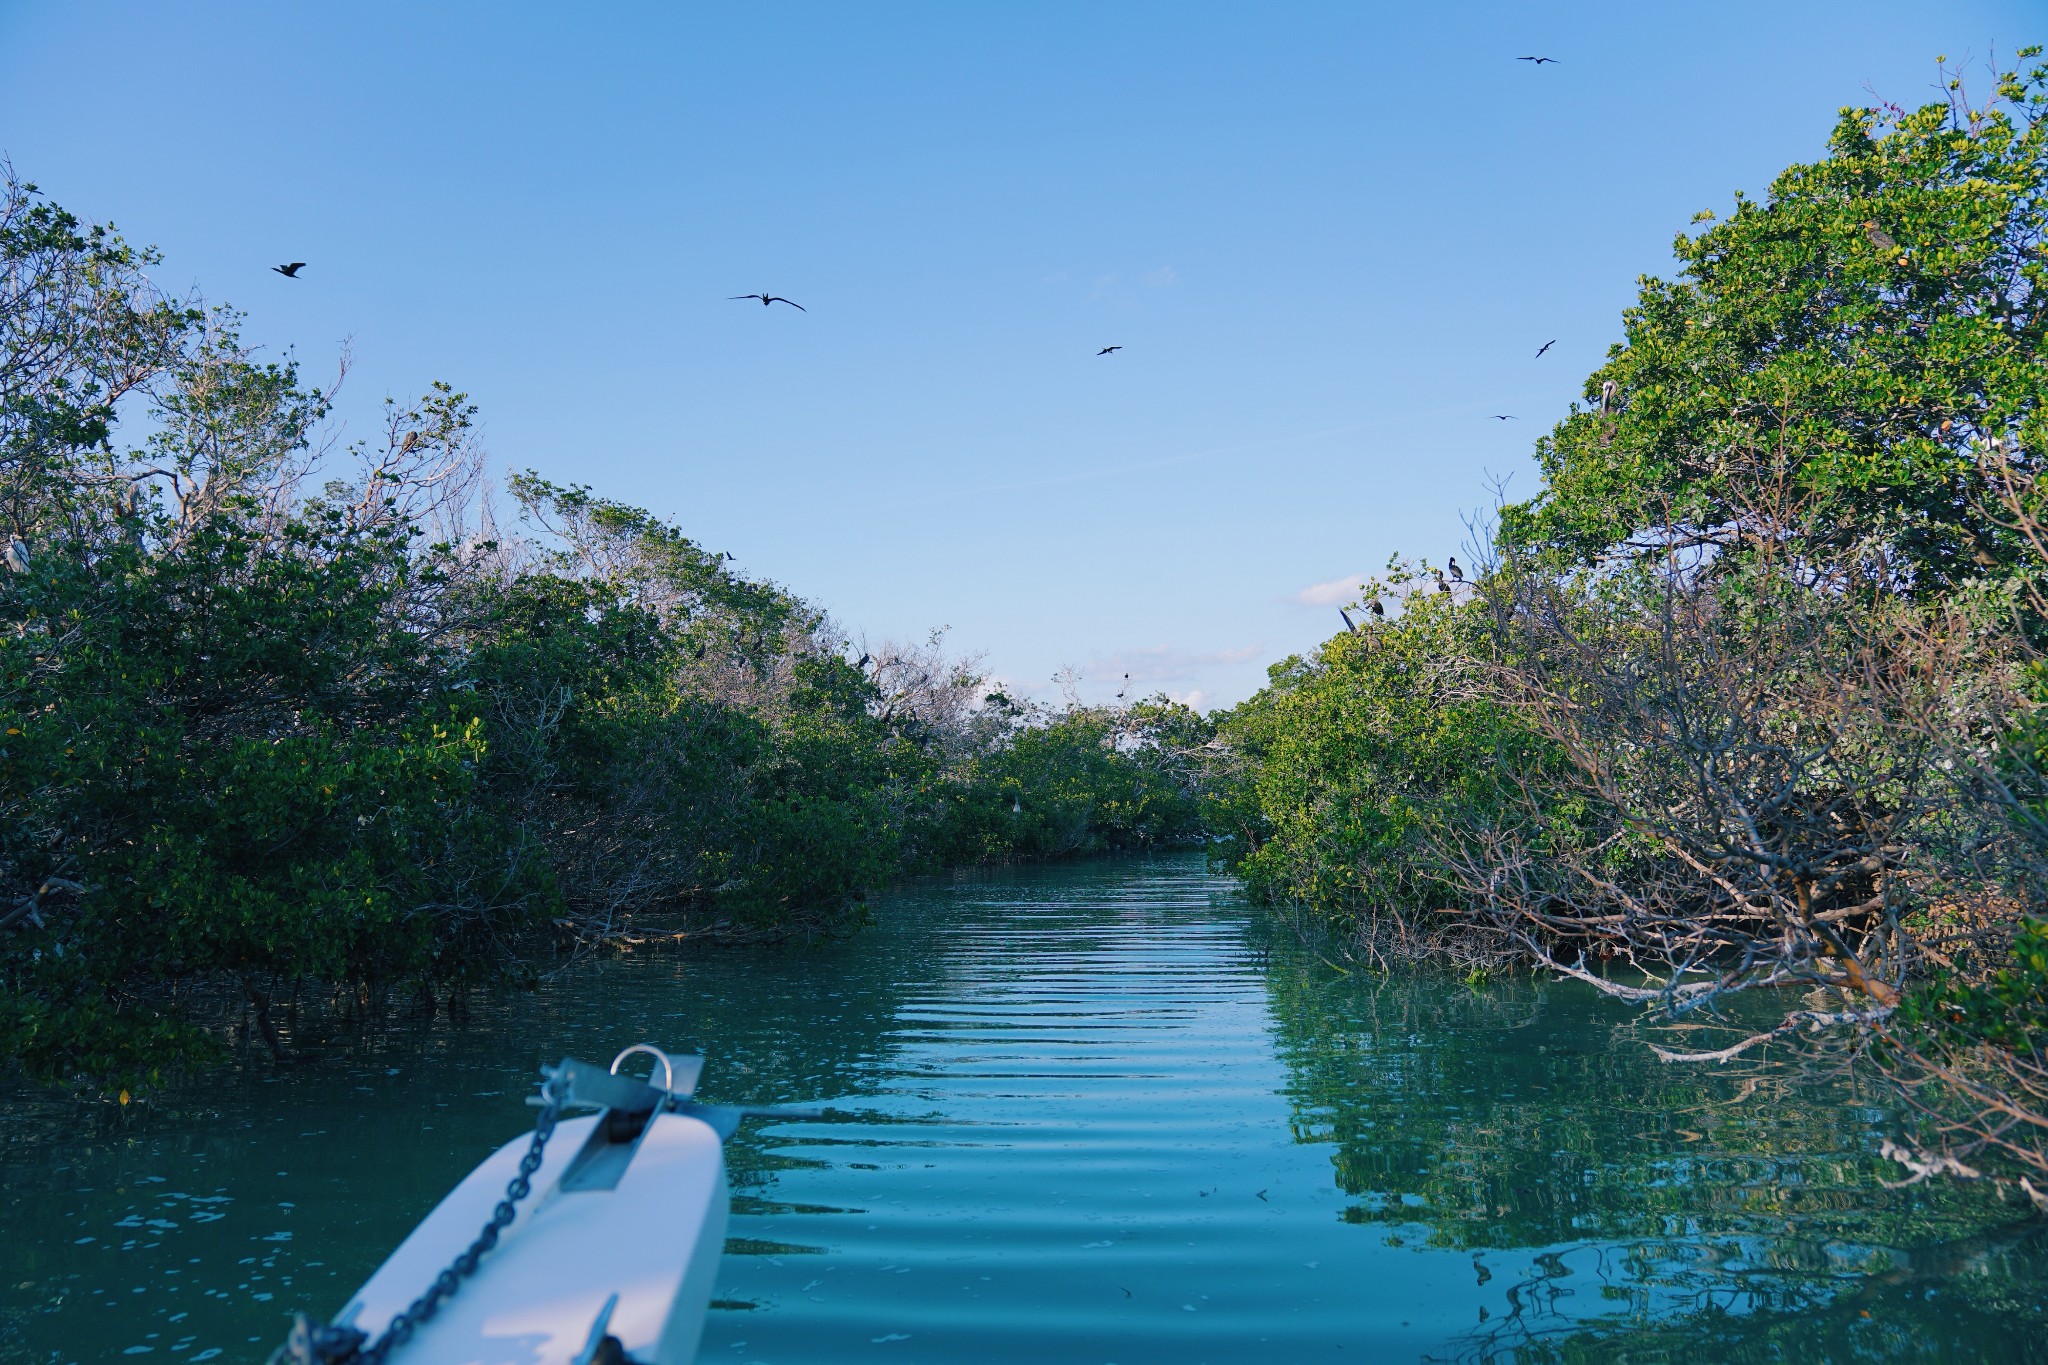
[{"x1": 0, "y1": 171, "x2": 1196, "y2": 1081}]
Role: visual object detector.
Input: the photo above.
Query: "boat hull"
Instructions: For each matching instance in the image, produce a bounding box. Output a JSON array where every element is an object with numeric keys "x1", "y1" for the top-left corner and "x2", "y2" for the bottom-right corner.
[{"x1": 339, "y1": 1112, "x2": 729, "y2": 1365}]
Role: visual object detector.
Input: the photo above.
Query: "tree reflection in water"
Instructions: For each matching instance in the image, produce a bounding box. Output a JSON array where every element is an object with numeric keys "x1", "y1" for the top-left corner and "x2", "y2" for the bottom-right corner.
[{"x1": 1260, "y1": 944, "x2": 2048, "y2": 1361}]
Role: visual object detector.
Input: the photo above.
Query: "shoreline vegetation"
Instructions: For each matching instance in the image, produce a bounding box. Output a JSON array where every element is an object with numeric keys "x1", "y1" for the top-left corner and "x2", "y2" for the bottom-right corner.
[
  {"x1": 0, "y1": 164, "x2": 1209, "y2": 1079},
  {"x1": 1209, "y1": 52, "x2": 2048, "y2": 1205},
  {"x1": 5, "y1": 47, "x2": 2047, "y2": 1213}
]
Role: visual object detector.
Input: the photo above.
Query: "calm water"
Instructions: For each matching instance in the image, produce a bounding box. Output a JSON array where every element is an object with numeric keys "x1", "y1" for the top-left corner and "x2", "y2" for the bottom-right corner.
[{"x1": 3, "y1": 856, "x2": 2046, "y2": 1364}]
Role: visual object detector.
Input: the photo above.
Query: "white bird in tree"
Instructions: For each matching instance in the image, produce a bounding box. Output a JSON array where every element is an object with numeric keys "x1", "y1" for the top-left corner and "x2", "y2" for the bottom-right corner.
[{"x1": 4, "y1": 537, "x2": 28, "y2": 574}]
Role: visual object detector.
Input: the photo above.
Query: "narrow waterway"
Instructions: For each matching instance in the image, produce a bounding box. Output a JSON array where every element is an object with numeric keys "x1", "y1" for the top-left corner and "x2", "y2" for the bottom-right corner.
[{"x1": 3, "y1": 856, "x2": 2045, "y2": 1363}]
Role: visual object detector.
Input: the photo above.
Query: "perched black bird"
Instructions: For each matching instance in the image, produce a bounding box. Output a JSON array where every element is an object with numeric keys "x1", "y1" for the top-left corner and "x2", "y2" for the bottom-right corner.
[
  {"x1": 855, "y1": 652, "x2": 871, "y2": 670},
  {"x1": 1491, "y1": 414, "x2": 1517, "y2": 421},
  {"x1": 1097, "y1": 345, "x2": 1122, "y2": 355},
  {"x1": 1339, "y1": 607, "x2": 1358, "y2": 634},
  {"x1": 1436, "y1": 569, "x2": 1452, "y2": 594},
  {"x1": 730, "y1": 293, "x2": 806, "y2": 310},
  {"x1": 1448, "y1": 556, "x2": 1464, "y2": 582},
  {"x1": 273, "y1": 262, "x2": 306, "y2": 278},
  {"x1": 1517, "y1": 55, "x2": 1561, "y2": 65},
  {"x1": 1369, "y1": 598, "x2": 1385, "y2": 619},
  {"x1": 1534, "y1": 339, "x2": 1556, "y2": 359}
]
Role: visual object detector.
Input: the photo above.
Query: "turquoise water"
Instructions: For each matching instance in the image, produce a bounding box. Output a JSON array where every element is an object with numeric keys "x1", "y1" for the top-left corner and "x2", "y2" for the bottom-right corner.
[{"x1": 3, "y1": 856, "x2": 2045, "y2": 1363}]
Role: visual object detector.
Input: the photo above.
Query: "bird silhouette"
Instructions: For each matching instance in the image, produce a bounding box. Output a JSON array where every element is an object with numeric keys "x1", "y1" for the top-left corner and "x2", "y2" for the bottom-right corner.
[
  {"x1": 1534, "y1": 339, "x2": 1556, "y2": 359},
  {"x1": 1097, "y1": 345, "x2": 1122, "y2": 355},
  {"x1": 1369, "y1": 598, "x2": 1385, "y2": 619},
  {"x1": 855, "y1": 652, "x2": 871, "y2": 670},
  {"x1": 1491, "y1": 414, "x2": 1517, "y2": 421},
  {"x1": 1436, "y1": 569, "x2": 1452, "y2": 594},
  {"x1": 1517, "y1": 55, "x2": 1560, "y2": 65},
  {"x1": 1448, "y1": 556, "x2": 1464, "y2": 581},
  {"x1": 1339, "y1": 607, "x2": 1358, "y2": 634},
  {"x1": 730, "y1": 293, "x2": 805, "y2": 310},
  {"x1": 273, "y1": 262, "x2": 306, "y2": 278}
]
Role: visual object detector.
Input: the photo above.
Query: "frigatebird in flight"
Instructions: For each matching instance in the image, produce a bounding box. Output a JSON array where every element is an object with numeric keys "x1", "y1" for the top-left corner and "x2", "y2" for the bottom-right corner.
[
  {"x1": 1491, "y1": 414, "x2": 1517, "y2": 421},
  {"x1": 273, "y1": 262, "x2": 306, "y2": 278},
  {"x1": 1097, "y1": 346, "x2": 1122, "y2": 355},
  {"x1": 1534, "y1": 339, "x2": 1556, "y2": 359},
  {"x1": 1517, "y1": 56, "x2": 1560, "y2": 65},
  {"x1": 730, "y1": 293, "x2": 806, "y2": 310}
]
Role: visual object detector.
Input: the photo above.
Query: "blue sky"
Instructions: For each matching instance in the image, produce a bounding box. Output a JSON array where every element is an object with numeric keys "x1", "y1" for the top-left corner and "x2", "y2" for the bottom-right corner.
[{"x1": 2, "y1": 1, "x2": 2037, "y2": 707}]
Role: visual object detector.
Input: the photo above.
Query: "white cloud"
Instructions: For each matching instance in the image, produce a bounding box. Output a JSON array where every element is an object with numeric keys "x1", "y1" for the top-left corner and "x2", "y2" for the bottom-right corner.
[
  {"x1": 1293, "y1": 573, "x2": 1366, "y2": 607},
  {"x1": 1143, "y1": 264, "x2": 1179, "y2": 288}
]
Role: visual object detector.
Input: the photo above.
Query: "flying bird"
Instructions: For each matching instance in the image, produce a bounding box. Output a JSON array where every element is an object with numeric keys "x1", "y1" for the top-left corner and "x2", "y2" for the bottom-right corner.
[
  {"x1": 1517, "y1": 56, "x2": 1560, "y2": 65},
  {"x1": 1534, "y1": 339, "x2": 1556, "y2": 359},
  {"x1": 1097, "y1": 345, "x2": 1122, "y2": 355},
  {"x1": 272, "y1": 262, "x2": 306, "y2": 278},
  {"x1": 729, "y1": 293, "x2": 806, "y2": 310},
  {"x1": 1491, "y1": 414, "x2": 1517, "y2": 421}
]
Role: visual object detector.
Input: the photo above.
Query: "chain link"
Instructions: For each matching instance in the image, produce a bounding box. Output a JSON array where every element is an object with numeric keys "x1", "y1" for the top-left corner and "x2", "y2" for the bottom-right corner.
[{"x1": 269, "y1": 1074, "x2": 567, "y2": 1365}]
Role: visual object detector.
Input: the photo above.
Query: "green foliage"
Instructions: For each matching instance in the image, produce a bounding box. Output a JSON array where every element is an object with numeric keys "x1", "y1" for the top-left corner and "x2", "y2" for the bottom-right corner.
[
  {"x1": 1505, "y1": 51, "x2": 2048, "y2": 591},
  {"x1": 1220, "y1": 51, "x2": 2048, "y2": 1189},
  {"x1": 0, "y1": 170, "x2": 1193, "y2": 1082},
  {"x1": 1899, "y1": 917, "x2": 2048, "y2": 1056},
  {"x1": 921, "y1": 700, "x2": 1210, "y2": 865},
  {"x1": 1212, "y1": 572, "x2": 1561, "y2": 945}
]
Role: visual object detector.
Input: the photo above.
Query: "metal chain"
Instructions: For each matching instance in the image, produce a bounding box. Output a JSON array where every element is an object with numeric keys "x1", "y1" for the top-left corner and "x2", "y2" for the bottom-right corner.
[{"x1": 269, "y1": 1074, "x2": 566, "y2": 1365}]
